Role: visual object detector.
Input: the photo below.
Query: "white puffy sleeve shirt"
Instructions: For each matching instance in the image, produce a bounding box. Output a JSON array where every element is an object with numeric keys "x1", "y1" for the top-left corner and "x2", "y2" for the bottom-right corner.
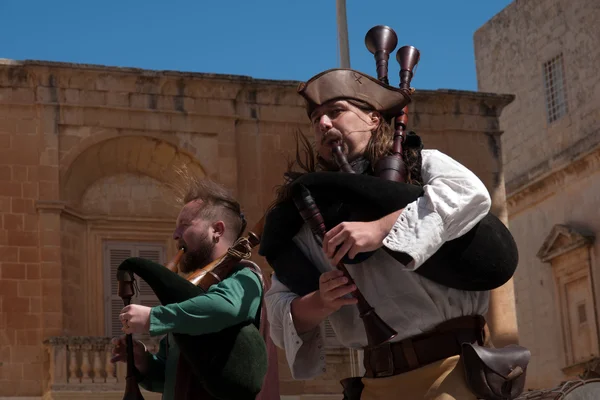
[{"x1": 265, "y1": 149, "x2": 492, "y2": 380}]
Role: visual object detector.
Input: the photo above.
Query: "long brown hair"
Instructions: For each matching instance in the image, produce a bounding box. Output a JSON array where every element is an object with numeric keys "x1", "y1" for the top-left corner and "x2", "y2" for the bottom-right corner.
[{"x1": 271, "y1": 99, "x2": 423, "y2": 206}]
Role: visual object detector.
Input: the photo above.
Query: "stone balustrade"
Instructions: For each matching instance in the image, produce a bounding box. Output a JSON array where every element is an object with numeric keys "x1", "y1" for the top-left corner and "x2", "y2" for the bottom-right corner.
[
  {"x1": 43, "y1": 336, "x2": 161, "y2": 399},
  {"x1": 42, "y1": 336, "x2": 360, "y2": 399}
]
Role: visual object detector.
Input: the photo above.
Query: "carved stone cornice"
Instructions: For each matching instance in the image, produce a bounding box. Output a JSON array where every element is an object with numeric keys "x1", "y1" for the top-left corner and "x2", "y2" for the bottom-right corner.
[
  {"x1": 507, "y1": 142, "x2": 600, "y2": 216},
  {"x1": 536, "y1": 224, "x2": 595, "y2": 263},
  {"x1": 0, "y1": 98, "x2": 309, "y2": 125},
  {"x1": 36, "y1": 200, "x2": 67, "y2": 213},
  {"x1": 0, "y1": 58, "x2": 515, "y2": 127}
]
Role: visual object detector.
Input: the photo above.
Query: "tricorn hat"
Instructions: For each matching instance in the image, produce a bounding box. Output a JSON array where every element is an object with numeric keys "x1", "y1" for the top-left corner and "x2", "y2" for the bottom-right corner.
[{"x1": 297, "y1": 68, "x2": 412, "y2": 120}]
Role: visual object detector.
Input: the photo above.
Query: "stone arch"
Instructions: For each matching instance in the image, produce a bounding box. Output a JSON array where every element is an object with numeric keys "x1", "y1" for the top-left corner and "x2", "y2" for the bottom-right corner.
[
  {"x1": 60, "y1": 135, "x2": 206, "y2": 207},
  {"x1": 59, "y1": 130, "x2": 186, "y2": 177}
]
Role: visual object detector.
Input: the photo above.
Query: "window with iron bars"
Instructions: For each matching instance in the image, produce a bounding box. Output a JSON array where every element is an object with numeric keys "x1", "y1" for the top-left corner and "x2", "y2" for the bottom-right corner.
[{"x1": 543, "y1": 53, "x2": 569, "y2": 124}]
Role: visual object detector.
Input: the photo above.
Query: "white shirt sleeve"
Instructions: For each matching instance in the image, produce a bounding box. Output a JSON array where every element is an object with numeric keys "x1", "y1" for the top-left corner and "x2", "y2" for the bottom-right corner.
[
  {"x1": 264, "y1": 273, "x2": 327, "y2": 379},
  {"x1": 382, "y1": 149, "x2": 492, "y2": 270}
]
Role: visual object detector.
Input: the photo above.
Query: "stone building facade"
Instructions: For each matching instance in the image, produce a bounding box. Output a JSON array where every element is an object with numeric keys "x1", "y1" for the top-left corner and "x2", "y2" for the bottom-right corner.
[
  {"x1": 0, "y1": 58, "x2": 515, "y2": 399},
  {"x1": 474, "y1": 0, "x2": 600, "y2": 390}
]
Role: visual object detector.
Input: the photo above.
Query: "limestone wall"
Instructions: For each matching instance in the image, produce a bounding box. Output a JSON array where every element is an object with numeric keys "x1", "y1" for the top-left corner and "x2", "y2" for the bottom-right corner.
[
  {"x1": 474, "y1": 0, "x2": 600, "y2": 192},
  {"x1": 474, "y1": 0, "x2": 600, "y2": 389}
]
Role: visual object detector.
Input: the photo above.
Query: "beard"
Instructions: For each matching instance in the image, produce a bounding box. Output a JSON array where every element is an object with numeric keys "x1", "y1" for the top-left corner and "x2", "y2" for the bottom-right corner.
[{"x1": 178, "y1": 232, "x2": 215, "y2": 274}]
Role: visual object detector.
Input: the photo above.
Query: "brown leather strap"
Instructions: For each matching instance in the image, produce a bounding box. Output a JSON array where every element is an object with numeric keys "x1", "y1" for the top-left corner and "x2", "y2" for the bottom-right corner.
[
  {"x1": 401, "y1": 339, "x2": 419, "y2": 370},
  {"x1": 363, "y1": 315, "x2": 486, "y2": 378}
]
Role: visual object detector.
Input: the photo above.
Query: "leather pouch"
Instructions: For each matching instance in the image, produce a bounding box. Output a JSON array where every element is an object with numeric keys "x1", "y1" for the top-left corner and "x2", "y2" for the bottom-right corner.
[{"x1": 461, "y1": 343, "x2": 531, "y2": 400}]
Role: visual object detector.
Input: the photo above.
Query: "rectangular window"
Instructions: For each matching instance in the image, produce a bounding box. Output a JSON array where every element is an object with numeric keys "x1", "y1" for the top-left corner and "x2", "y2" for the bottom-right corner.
[
  {"x1": 543, "y1": 53, "x2": 569, "y2": 123},
  {"x1": 104, "y1": 241, "x2": 164, "y2": 341}
]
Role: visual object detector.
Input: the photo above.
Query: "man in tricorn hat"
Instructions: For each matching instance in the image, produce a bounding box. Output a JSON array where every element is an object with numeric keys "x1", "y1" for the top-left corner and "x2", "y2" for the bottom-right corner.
[{"x1": 259, "y1": 63, "x2": 525, "y2": 400}]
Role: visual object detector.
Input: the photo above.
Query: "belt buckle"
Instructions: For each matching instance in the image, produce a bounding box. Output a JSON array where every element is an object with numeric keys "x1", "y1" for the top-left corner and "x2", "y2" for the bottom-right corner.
[{"x1": 372, "y1": 342, "x2": 395, "y2": 378}]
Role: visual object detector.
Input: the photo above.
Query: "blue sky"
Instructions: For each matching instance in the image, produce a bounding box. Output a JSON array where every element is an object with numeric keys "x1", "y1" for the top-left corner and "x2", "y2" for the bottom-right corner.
[{"x1": 0, "y1": 0, "x2": 512, "y2": 91}]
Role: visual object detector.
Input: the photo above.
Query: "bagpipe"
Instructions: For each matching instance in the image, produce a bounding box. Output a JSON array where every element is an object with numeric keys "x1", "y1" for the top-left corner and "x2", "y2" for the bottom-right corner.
[
  {"x1": 257, "y1": 25, "x2": 520, "y2": 347},
  {"x1": 116, "y1": 230, "x2": 267, "y2": 400},
  {"x1": 114, "y1": 23, "x2": 521, "y2": 399}
]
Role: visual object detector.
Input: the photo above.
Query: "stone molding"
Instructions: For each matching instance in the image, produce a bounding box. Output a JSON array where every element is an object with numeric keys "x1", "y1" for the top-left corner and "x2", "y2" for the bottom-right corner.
[
  {"x1": 0, "y1": 59, "x2": 515, "y2": 132},
  {"x1": 507, "y1": 140, "x2": 600, "y2": 216},
  {"x1": 36, "y1": 200, "x2": 174, "y2": 224},
  {"x1": 536, "y1": 224, "x2": 598, "y2": 371},
  {"x1": 0, "y1": 58, "x2": 516, "y2": 100},
  {"x1": 0, "y1": 97, "x2": 310, "y2": 125},
  {"x1": 36, "y1": 199, "x2": 176, "y2": 335},
  {"x1": 537, "y1": 224, "x2": 595, "y2": 263}
]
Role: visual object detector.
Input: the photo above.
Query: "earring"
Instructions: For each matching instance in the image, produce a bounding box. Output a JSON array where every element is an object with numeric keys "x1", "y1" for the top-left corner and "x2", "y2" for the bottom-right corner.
[{"x1": 213, "y1": 236, "x2": 219, "y2": 243}]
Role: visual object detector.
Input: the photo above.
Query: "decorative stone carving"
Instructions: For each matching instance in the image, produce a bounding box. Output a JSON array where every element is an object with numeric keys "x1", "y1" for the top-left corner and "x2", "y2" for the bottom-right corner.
[
  {"x1": 44, "y1": 336, "x2": 126, "y2": 392},
  {"x1": 537, "y1": 224, "x2": 595, "y2": 263},
  {"x1": 537, "y1": 225, "x2": 598, "y2": 371}
]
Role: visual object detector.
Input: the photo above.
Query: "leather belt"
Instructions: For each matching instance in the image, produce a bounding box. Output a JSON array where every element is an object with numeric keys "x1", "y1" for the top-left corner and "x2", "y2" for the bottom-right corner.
[{"x1": 363, "y1": 315, "x2": 486, "y2": 378}]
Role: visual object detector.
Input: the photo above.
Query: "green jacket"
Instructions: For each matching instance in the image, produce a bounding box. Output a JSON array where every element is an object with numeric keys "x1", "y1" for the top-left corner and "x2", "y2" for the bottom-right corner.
[{"x1": 138, "y1": 266, "x2": 263, "y2": 399}]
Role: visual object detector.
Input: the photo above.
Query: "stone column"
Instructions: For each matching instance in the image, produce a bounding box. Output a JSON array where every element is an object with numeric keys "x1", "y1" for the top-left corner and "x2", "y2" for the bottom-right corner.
[{"x1": 484, "y1": 117, "x2": 519, "y2": 348}]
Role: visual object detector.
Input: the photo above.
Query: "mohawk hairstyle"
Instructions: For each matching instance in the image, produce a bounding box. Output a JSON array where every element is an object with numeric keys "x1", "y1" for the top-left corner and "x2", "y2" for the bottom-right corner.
[{"x1": 170, "y1": 166, "x2": 247, "y2": 240}]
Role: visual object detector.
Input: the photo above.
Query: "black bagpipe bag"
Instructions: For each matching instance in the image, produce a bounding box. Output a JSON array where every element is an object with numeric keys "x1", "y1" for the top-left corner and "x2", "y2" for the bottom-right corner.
[{"x1": 258, "y1": 171, "x2": 518, "y2": 296}]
